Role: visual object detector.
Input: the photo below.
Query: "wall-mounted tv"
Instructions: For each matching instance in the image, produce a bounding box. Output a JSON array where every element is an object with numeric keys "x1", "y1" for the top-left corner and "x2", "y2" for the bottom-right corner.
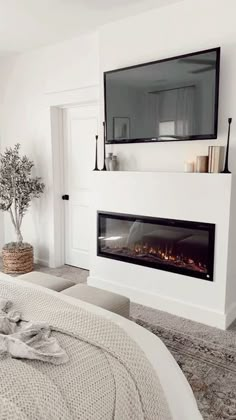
[{"x1": 104, "y1": 47, "x2": 220, "y2": 144}]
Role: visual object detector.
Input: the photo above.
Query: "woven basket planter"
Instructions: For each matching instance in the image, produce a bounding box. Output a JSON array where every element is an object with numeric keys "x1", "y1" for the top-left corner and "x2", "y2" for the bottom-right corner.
[{"x1": 2, "y1": 244, "x2": 34, "y2": 274}]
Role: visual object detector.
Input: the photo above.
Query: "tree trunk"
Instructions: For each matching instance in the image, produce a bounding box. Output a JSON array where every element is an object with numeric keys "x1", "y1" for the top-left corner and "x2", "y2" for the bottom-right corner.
[{"x1": 16, "y1": 227, "x2": 23, "y2": 244}]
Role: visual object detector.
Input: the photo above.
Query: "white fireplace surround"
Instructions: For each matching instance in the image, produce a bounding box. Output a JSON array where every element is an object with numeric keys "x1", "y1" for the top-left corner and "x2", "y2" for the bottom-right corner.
[{"x1": 88, "y1": 172, "x2": 236, "y2": 330}]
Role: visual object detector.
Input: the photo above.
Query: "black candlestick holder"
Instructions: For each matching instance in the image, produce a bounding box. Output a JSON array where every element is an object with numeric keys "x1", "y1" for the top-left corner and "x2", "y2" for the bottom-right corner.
[
  {"x1": 93, "y1": 135, "x2": 99, "y2": 171},
  {"x1": 100, "y1": 121, "x2": 107, "y2": 171},
  {"x1": 221, "y1": 118, "x2": 232, "y2": 174}
]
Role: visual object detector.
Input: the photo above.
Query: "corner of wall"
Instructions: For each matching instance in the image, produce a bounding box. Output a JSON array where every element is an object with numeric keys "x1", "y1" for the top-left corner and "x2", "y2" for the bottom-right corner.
[{"x1": 225, "y1": 175, "x2": 236, "y2": 319}]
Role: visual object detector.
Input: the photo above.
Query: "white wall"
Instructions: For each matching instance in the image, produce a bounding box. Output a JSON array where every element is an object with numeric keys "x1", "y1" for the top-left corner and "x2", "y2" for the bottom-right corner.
[
  {"x1": 1, "y1": 0, "x2": 236, "y2": 268},
  {"x1": 225, "y1": 175, "x2": 236, "y2": 326},
  {"x1": 88, "y1": 172, "x2": 233, "y2": 329},
  {"x1": 100, "y1": 0, "x2": 236, "y2": 172},
  {"x1": 0, "y1": 70, "x2": 3, "y2": 249},
  {"x1": 90, "y1": 0, "x2": 236, "y2": 328},
  {"x1": 0, "y1": 58, "x2": 15, "y2": 249},
  {"x1": 0, "y1": 32, "x2": 99, "y2": 265}
]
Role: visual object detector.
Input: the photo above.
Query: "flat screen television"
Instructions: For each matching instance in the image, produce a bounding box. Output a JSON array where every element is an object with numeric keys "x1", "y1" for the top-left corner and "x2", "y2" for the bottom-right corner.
[{"x1": 104, "y1": 47, "x2": 220, "y2": 144}]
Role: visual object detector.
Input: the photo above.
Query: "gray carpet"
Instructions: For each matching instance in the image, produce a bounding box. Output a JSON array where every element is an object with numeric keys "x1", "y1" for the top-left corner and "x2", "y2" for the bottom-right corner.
[
  {"x1": 131, "y1": 303, "x2": 236, "y2": 419},
  {"x1": 1, "y1": 262, "x2": 236, "y2": 419},
  {"x1": 33, "y1": 263, "x2": 89, "y2": 284},
  {"x1": 133, "y1": 317, "x2": 236, "y2": 419}
]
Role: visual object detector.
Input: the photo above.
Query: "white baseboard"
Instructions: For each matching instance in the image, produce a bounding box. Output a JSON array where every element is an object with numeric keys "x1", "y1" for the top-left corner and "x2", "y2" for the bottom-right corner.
[
  {"x1": 88, "y1": 275, "x2": 227, "y2": 330},
  {"x1": 34, "y1": 258, "x2": 49, "y2": 267},
  {"x1": 225, "y1": 302, "x2": 236, "y2": 329}
]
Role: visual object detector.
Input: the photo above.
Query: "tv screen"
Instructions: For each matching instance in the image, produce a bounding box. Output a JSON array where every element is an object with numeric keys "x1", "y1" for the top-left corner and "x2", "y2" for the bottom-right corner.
[{"x1": 104, "y1": 48, "x2": 220, "y2": 143}]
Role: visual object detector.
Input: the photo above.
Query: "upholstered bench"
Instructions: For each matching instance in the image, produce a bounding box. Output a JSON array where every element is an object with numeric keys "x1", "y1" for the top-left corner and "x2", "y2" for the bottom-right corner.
[
  {"x1": 61, "y1": 284, "x2": 130, "y2": 318},
  {"x1": 18, "y1": 271, "x2": 75, "y2": 292},
  {"x1": 18, "y1": 271, "x2": 130, "y2": 318}
]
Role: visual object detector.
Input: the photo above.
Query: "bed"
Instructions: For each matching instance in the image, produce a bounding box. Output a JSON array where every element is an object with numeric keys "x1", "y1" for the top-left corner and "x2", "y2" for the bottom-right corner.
[{"x1": 0, "y1": 275, "x2": 202, "y2": 420}]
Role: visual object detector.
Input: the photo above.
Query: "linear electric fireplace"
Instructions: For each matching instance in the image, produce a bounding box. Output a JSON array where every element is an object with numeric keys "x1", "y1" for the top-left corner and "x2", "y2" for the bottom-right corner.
[{"x1": 97, "y1": 211, "x2": 215, "y2": 281}]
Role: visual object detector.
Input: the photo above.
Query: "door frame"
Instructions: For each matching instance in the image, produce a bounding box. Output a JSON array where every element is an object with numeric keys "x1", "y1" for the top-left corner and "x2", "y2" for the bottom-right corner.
[{"x1": 46, "y1": 85, "x2": 99, "y2": 267}]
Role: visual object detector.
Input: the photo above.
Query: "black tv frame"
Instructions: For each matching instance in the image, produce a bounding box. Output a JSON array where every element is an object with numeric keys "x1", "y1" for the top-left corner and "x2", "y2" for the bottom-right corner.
[{"x1": 104, "y1": 47, "x2": 221, "y2": 144}]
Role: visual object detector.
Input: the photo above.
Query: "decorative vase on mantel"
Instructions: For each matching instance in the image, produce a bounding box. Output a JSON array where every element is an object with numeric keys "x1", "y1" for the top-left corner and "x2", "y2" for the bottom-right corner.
[
  {"x1": 0, "y1": 144, "x2": 45, "y2": 274},
  {"x1": 109, "y1": 155, "x2": 119, "y2": 171},
  {"x1": 105, "y1": 152, "x2": 113, "y2": 170}
]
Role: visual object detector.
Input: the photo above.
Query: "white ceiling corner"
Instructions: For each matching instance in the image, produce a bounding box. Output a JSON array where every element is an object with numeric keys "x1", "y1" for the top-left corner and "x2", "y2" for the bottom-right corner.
[{"x1": 0, "y1": 0, "x2": 184, "y2": 55}]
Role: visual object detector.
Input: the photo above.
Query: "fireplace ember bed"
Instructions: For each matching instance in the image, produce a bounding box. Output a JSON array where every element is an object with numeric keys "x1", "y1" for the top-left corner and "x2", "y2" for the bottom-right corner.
[{"x1": 97, "y1": 211, "x2": 215, "y2": 281}]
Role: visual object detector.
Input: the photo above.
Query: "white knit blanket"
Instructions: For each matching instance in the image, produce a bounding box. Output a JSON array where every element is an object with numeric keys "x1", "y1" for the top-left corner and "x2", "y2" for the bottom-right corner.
[{"x1": 0, "y1": 278, "x2": 171, "y2": 420}]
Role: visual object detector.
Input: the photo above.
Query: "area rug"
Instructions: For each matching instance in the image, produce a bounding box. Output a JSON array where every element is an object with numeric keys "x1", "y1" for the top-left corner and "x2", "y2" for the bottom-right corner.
[{"x1": 134, "y1": 318, "x2": 236, "y2": 420}]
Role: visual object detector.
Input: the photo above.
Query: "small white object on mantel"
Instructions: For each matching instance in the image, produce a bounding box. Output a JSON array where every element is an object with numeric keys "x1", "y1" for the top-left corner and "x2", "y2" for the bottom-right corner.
[{"x1": 184, "y1": 161, "x2": 194, "y2": 172}]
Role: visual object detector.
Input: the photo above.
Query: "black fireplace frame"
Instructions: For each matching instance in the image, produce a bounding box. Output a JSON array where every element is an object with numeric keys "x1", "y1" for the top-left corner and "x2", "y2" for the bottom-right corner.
[{"x1": 97, "y1": 211, "x2": 215, "y2": 282}]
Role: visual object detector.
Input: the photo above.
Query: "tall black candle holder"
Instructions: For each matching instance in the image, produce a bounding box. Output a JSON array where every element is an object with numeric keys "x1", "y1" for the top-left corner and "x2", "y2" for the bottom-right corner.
[
  {"x1": 93, "y1": 135, "x2": 99, "y2": 171},
  {"x1": 221, "y1": 118, "x2": 232, "y2": 174},
  {"x1": 101, "y1": 121, "x2": 107, "y2": 171}
]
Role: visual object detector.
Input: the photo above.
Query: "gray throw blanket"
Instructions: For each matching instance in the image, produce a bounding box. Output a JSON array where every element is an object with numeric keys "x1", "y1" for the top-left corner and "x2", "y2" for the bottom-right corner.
[
  {"x1": 0, "y1": 297, "x2": 68, "y2": 364},
  {"x1": 0, "y1": 277, "x2": 172, "y2": 420}
]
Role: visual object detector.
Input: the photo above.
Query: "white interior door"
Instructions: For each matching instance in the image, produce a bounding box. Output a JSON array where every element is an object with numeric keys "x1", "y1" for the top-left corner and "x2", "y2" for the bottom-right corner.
[{"x1": 63, "y1": 104, "x2": 98, "y2": 269}]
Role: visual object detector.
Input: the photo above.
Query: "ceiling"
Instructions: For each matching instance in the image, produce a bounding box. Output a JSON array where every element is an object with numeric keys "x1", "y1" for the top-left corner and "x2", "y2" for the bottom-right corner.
[{"x1": 0, "y1": 0, "x2": 183, "y2": 56}]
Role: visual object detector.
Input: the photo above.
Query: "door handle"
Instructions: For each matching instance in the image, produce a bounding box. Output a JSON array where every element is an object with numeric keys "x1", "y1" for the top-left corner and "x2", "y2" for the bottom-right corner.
[{"x1": 62, "y1": 194, "x2": 69, "y2": 200}]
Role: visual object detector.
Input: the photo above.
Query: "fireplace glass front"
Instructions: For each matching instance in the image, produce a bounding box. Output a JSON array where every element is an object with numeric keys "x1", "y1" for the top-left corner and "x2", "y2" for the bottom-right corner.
[{"x1": 97, "y1": 211, "x2": 215, "y2": 281}]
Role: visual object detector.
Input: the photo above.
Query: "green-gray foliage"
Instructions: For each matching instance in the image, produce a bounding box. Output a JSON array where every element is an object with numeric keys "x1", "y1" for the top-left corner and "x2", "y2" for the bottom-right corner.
[
  {"x1": 3, "y1": 242, "x2": 32, "y2": 250},
  {"x1": 0, "y1": 144, "x2": 45, "y2": 243}
]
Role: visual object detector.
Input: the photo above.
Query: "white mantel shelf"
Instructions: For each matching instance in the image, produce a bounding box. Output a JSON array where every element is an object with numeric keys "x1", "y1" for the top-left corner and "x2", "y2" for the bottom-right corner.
[
  {"x1": 88, "y1": 171, "x2": 236, "y2": 329},
  {"x1": 94, "y1": 171, "x2": 232, "y2": 175}
]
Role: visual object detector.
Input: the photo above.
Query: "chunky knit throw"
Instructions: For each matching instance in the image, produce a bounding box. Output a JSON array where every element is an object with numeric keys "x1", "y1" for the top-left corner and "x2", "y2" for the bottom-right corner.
[{"x1": 0, "y1": 278, "x2": 171, "y2": 420}]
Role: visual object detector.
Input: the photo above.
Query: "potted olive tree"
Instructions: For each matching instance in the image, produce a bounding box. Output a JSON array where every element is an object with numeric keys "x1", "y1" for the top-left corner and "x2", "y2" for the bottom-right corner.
[{"x1": 0, "y1": 144, "x2": 45, "y2": 274}]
